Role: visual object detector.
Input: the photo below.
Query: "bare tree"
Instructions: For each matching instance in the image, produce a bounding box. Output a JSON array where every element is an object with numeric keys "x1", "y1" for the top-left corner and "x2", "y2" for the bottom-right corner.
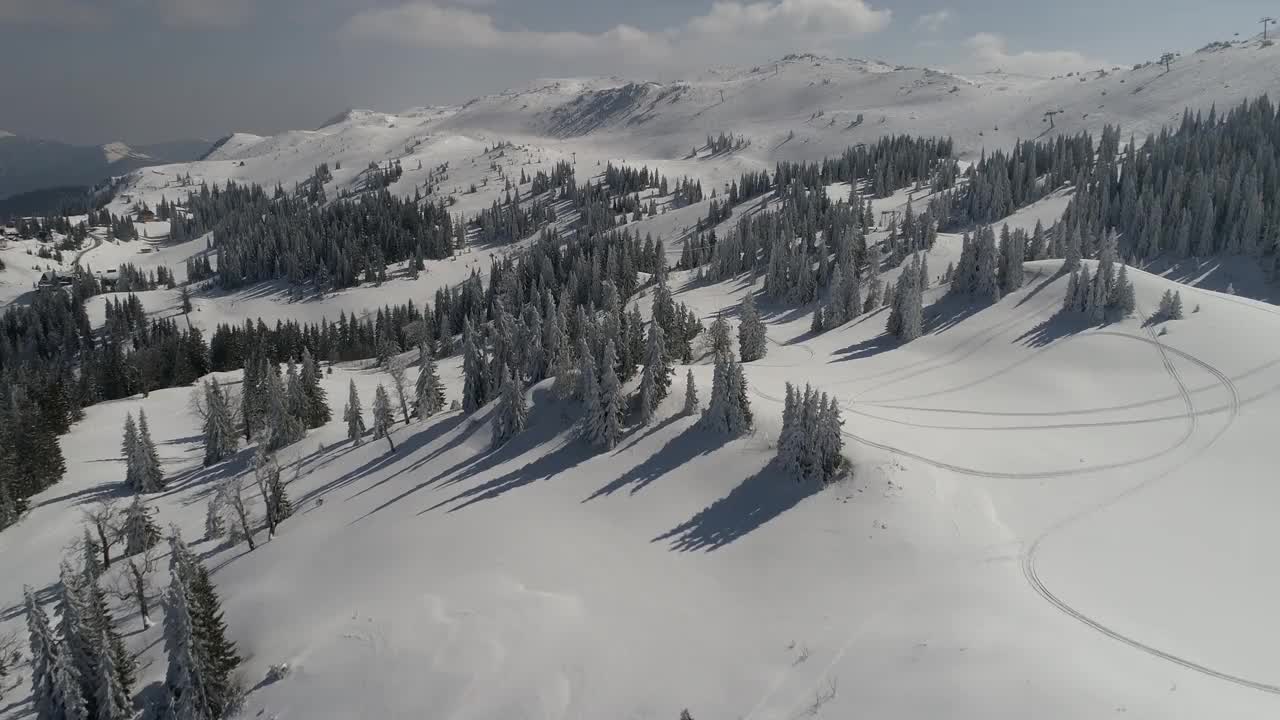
[
  {"x1": 385, "y1": 355, "x2": 413, "y2": 425},
  {"x1": 0, "y1": 629, "x2": 21, "y2": 700},
  {"x1": 82, "y1": 499, "x2": 120, "y2": 571},
  {"x1": 252, "y1": 446, "x2": 285, "y2": 539},
  {"x1": 219, "y1": 476, "x2": 257, "y2": 551},
  {"x1": 108, "y1": 545, "x2": 160, "y2": 629}
]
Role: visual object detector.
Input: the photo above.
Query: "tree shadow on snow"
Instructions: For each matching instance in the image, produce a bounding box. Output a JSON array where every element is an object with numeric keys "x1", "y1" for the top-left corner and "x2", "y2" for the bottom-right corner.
[
  {"x1": 584, "y1": 419, "x2": 727, "y2": 501},
  {"x1": 1013, "y1": 311, "x2": 1094, "y2": 348},
  {"x1": 652, "y1": 461, "x2": 821, "y2": 552},
  {"x1": 413, "y1": 420, "x2": 592, "y2": 517},
  {"x1": 830, "y1": 333, "x2": 897, "y2": 362}
]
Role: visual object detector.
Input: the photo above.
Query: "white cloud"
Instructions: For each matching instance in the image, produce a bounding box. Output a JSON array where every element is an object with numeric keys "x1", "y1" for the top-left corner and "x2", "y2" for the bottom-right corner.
[
  {"x1": 0, "y1": 0, "x2": 108, "y2": 25},
  {"x1": 964, "y1": 32, "x2": 1108, "y2": 77},
  {"x1": 686, "y1": 0, "x2": 891, "y2": 37},
  {"x1": 343, "y1": 0, "x2": 890, "y2": 63},
  {"x1": 915, "y1": 9, "x2": 950, "y2": 32}
]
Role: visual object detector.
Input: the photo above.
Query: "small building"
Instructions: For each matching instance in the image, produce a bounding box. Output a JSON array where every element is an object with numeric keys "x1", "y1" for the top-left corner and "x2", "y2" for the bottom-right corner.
[{"x1": 37, "y1": 270, "x2": 74, "y2": 289}]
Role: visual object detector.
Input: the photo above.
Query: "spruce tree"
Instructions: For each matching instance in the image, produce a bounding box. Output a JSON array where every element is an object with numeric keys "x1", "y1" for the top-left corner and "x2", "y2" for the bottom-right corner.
[
  {"x1": 575, "y1": 337, "x2": 596, "y2": 404},
  {"x1": 25, "y1": 586, "x2": 58, "y2": 720},
  {"x1": 588, "y1": 341, "x2": 623, "y2": 449},
  {"x1": 263, "y1": 367, "x2": 304, "y2": 452},
  {"x1": 682, "y1": 369, "x2": 699, "y2": 416},
  {"x1": 202, "y1": 381, "x2": 239, "y2": 467},
  {"x1": 414, "y1": 347, "x2": 446, "y2": 419},
  {"x1": 492, "y1": 367, "x2": 528, "y2": 448},
  {"x1": 708, "y1": 314, "x2": 732, "y2": 360},
  {"x1": 121, "y1": 495, "x2": 160, "y2": 556},
  {"x1": 299, "y1": 348, "x2": 331, "y2": 429},
  {"x1": 136, "y1": 410, "x2": 165, "y2": 493},
  {"x1": 737, "y1": 293, "x2": 767, "y2": 362},
  {"x1": 372, "y1": 384, "x2": 396, "y2": 452},
  {"x1": 121, "y1": 414, "x2": 141, "y2": 492},
  {"x1": 638, "y1": 319, "x2": 671, "y2": 424},
  {"x1": 344, "y1": 380, "x2": 366, "y2": 446}
]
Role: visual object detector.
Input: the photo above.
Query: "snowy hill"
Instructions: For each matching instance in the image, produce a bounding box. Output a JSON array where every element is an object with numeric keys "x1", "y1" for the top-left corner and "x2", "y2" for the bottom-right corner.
[
  {"x1": 5, "y1": 225, "x2": 1280, "y2": 717},
  {"x1": 108, "y1": 37, "x2": 1280, "y2": 220}
]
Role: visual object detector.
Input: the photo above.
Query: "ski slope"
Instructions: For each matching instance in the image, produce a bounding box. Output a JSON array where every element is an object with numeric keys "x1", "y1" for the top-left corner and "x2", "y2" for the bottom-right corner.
[{"x1": 5, "y1": 209, "x2": 1280, "y2": 717}]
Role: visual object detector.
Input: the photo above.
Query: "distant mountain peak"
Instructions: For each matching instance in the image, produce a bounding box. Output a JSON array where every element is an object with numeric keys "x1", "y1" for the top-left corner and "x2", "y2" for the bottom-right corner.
[{"x1": 102, "y1": 141, "x2": 150, "y2": 164}]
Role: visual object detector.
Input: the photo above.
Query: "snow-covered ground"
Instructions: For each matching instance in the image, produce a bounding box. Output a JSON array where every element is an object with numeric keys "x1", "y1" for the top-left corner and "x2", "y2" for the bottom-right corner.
[{"x1": 5, "y1": 236, "x2": 1280, "y2": 718}]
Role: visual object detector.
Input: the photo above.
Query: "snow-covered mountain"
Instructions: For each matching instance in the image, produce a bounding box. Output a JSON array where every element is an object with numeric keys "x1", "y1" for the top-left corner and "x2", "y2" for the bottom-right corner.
[
  {"x1": 7, "y1": 31, "x2": 1280, "y2": 720},
  {"x1": 110, "y1": 36, "x2": 1280, "y2": 219}
]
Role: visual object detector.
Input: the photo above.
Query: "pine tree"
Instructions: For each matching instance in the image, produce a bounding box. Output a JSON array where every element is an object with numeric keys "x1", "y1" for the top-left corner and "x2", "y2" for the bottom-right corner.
[
  {"x1": 204, "y1": 496, "x2": 224, "y2": 542},
  {"x1": 492, "y1": 367, "x2": 528, "y2": 447},
  {"x1": 163, "y1": 552, "x2": 205, "y2": 720},
  {"x1": 299, "y1": 348, "x2": 331, "y2": 429},
  {"x1": 708, "y1": 314, "x2": 732, "y2": 360},
  {"x1": 121, "y1": 495, "x2": 160, "y2": 556},
  {"x1": 262, "y1": 367, "x2": 304, "y2": 452},
  {"x1": 414, "y1": 348, "x2": 446, "y2": 419},
  {"x1": 284, "y1": 359, "x2": 305, "y2": 423},
  {"x1": 1114, "y1": 264, "x2": 1136, "y2": 316},
  {"x1": 702, "y1": 351, "x2": 752, "y2": 435},
  {"x1": 25, "y1": 586, "x2": 59, "y2": 720},
  {"x1": 810, "y1": 305, "x2": 825, "y2": 334},
  {"x1": 166, "y1": 533, "x2": 241, "y2": 719},
  {"x1": 202, "y1": 381, "x2": 239, "y2": 467},
  {"x1": 121, "y1": 414, "x2": 141, "y2": 493},
  {"x1": 461, "y1": 318, "x2": 488, "y2": 414},
  {"x1": 587, "y1": 341, "x2": 623, "y2": 449},
  {"x1": 136, "y1": 410, "x2": 165, "y2": 493},
  {"x1": 575, "y1": 337, "x2": 596, "y2": 404},
  {"x1": 1064, "y1": 268, "x2": 1080, "y2": 313},
  {"x1": 777, "y1": 383, "x2": 804, "y2": 481},
  {"x1": 826, "y1": 263, "x2": 846, "y2": 326},
  {"x1": 637, "y1": 319, "x2": 671, "y2": 424},
  {"x1": 55, "y1": 566, "x2": 92, "y2": 719},
  {"x1": 737, "y1": 293, "x2": 767, "y2": 362},
  {"x1": 1170, "y1": 290, "x2": 1184, "y2": 320},
  {"x1": 372, "y1": 384, "x2": 396, "y2": 453},
  {"x1": 682, "y1": 369, "x2": 699, "y2": 416},
  {"x1": 344, "y1": 380, "x2": 366, "y2": 446}
]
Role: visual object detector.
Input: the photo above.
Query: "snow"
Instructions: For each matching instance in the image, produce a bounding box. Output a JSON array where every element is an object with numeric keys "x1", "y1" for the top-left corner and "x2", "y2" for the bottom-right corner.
[
  {"x1": 102, "y1": 142, "x2": 149, "y2": 164},
  {"x1": 5, "y1": 32, "x2": 1280, "y2": 720},
  {"x1": 4, "y1": 253, "x2": 1280, "y2": 718}
]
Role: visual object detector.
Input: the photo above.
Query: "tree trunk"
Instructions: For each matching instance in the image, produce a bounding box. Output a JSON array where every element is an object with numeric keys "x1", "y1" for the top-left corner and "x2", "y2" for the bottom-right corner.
[
  {"x1": 385, "y1": 433, "x2": 396, "y2": 454},
  {"x1": 95, "y1": 522, "x2": 111, "y2": 570},
  {"x1": 129, "y1": 561, "x2": 150, "y2": 629}
]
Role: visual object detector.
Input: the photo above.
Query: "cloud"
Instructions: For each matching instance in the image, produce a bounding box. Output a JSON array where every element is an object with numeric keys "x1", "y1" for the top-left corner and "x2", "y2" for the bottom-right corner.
[
  {"x1": 150, "y1": 0, "x2": 255, "y2": 27},
  {"x1": 343, "y1": 0, "x2": 890, "y2": 62},
  {"x1": 0, "y1": 0, "x2": 108, "y2": 25},
  {"x1": 964, "y1": 32, "x2": 1108, "y2": 77},
  {"x1": 915, "y1": 9, "x2": 950, "y2": 32}
]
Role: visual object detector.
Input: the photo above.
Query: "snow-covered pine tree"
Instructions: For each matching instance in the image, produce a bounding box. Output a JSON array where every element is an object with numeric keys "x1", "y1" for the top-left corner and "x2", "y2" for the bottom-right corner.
[
  {"x1": 167, "y1": 533, "x2": 241, "y2": 718},
  {"x1": 461, "y1": 318, "x2": 489, "y2": 415},
  {"x1": 492, "y1": 367, "x2": 528, "y2": 448},
  {"x1": 344, "y1": 380, "x2": 366, "y2": 446},
  {"x1": 974, "y1": 227, "x2": 1001, "y2": 303},
  {"x1": 262, "y1": 366, "x2": 304, "y2": 452},
  {"x1": 81, "y1": 527, "x2": 102, "y2": 582},
  {"x1": 902, "y1": 254, "x2": 924, "y2": 341},
  {"x1": 202, "y1": 380, "x2": 239, "y2": 467},
  {"x1": 121, "y1": 494, "x2": 160, "y2": 556},
  {"x1": 575, "y1": 336, "x2": 596, "y2": 404},
  {"x1": 844, "y1": 259, "x2": 862, "y2": 319},
  {"x1": 1170, "y1": 290, "x2": 1184, "y2": 320},
  {"x1": 1088, "y1": 269, "x2": 1107, "y2": 323},
  {"x1": 810, "y1": 305, "x2": 825, "y2": 334},
  {"x1": 638, "y1": 319, "x2": 671, "y2": 425},
  {"x1": 299, "y1": 347, "x2": 331, "y2": 429},
  {"x1": 414, "y1": 346, "x2": 445, "y2": 419},
  {"x1": 284, "y1": 359, "x2": 305, "y2": 423},
  {"x1": 162, "y1": 551, "x2": 205, "y2": 720},
  {"x1": 885, "y1": 270, "x2": 905, "y2": 337},
  {"x1": 121, "y1": 413, "x2": 141, "y2": 492},
  {"x1": 1075, "y1": 264, "x2": 1092, "y2": 313},
  {"x1": 777, "y1": 383, "x2": 804, "y2": 481},
  {"x1": 1113, "y1": 264, "x2": 1136, "y2": 316},
  {"x1": 702, "y1": 351, "x2": 752, "y2": 435},
  {"x1": 93, "y1": 623, "x2": 130, "y2": 720},
  {"x1": 738, "y1": 293, "x2": 767, "y2": 362},
  {"x1": 708, "y1": 314, "x2": 732, "y2": 360},
  {"x1": 1063, "y1": 227, "x2": 1082, "y2": 272},
  {"x1": 371, "y1": 384, "x2": 396, "y2": 452},
  {"x1": 826, "y1": 263, "x2": 846, "y2": 326},
  {"x1": 587, "y1": 341, "x2": 623, "y2": 449},
  {"x1": 819, "y1": 394, "x2": 844, "y2": 482},
  {"x1": 25, "y1": 586, "x2": 58, "y2": 720},
  {"x1": 1063, "y1": 269, "x2": 1080, "y2": 313},
  {"x1": 682, "y1": 369, "x2": 699, "y2": 416},
  {"x1": 204, "y1": 496, "x2": 224, "y2": 542},
  {"x1": 136, "y1": 410, "x2": 165, "y2": 493},
  {"x1": 55, "y1": 564, "x2": 93, "y2": 718}
]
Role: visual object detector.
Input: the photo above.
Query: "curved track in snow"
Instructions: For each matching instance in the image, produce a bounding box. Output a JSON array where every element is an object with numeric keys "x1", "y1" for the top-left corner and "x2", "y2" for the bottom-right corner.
[{"x1": 751, "y1": 292, "x2": 1280, "y2": 694}]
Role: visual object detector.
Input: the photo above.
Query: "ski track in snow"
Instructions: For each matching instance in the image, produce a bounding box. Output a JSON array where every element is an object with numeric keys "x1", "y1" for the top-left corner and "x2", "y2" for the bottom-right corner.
[{"x1": 748, "y1": 285, "x2": 1280, "y2": 694}]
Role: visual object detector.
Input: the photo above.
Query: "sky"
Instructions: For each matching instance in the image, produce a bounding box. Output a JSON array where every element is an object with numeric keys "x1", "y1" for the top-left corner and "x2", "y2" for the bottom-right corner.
[{"x1": 0, "y1": 0, "x2": 1275, "y2": 146}]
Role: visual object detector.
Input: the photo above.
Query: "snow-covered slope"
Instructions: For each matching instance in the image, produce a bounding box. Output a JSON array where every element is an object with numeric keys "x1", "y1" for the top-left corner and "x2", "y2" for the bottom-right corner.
[
  {"x1": 6, "y1": 212, "x2": 1280, "y2": 717},
  {"x1": 108, "y1": 37, "x2": 1280, "y2": 221}
]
